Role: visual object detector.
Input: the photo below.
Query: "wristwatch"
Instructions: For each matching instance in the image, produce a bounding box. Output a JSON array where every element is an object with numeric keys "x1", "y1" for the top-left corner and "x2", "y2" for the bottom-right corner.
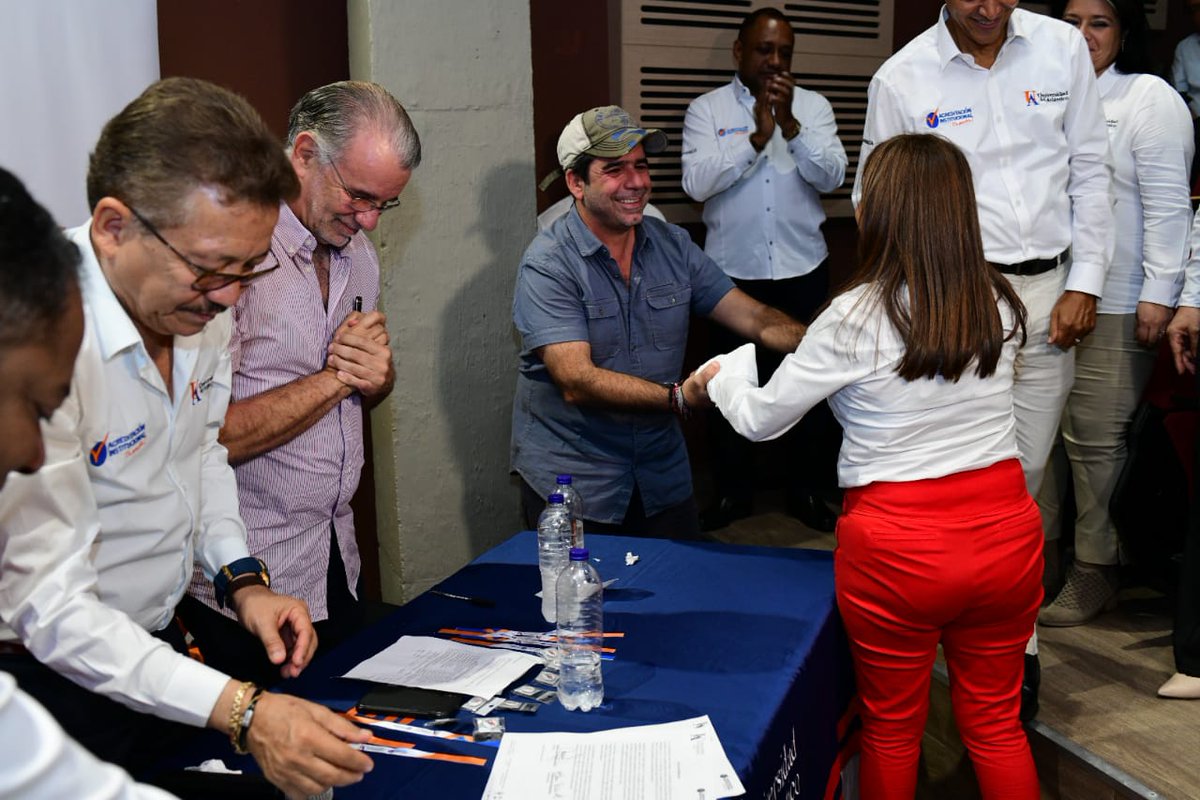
[{"x1": 214, "y1": 557, "x2": 271, "y2": 609}]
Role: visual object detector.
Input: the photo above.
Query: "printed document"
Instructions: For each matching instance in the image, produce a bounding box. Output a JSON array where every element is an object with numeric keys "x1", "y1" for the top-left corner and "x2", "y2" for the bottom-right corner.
[
  {"x1": 343, "y1": 635, "x2": 540, "y2": 699},
  {"x1": 481, "y1": 715, "x2": 745, "y2": 800}
]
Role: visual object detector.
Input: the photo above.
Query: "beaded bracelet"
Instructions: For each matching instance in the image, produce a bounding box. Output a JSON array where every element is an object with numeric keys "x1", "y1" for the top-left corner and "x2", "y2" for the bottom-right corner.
[
  {"x1": 227, "y1": 681, "x2": 256, "y2": 752},
  {"x1": 234, "y1": 687, "x2": 265, "y2": 754}
]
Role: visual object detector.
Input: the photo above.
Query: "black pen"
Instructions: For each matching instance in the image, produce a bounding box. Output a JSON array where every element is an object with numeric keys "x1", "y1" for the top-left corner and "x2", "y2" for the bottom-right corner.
[
  {"x1": 428, "y1": 589, "x2": 495, "y2": 608},
  {"x1": 352, "y1": 295, "x2": 363, "y2": 312}
]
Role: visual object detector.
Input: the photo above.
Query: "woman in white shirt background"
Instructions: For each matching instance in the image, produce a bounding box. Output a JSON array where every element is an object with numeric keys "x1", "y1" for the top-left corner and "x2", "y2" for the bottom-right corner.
[
  {"x1": 1037, "y1": 0, "x2": 1194, "y2": 627},
  {"x1": 700, "y1": 134, "x2": 1041, "y2": 800}
]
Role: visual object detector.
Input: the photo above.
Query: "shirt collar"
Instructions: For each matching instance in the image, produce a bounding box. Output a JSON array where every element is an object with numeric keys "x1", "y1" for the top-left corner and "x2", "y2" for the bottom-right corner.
[
  {"x1": 564, "y1": 202, "x2": 653, "y2": 259},
  {"x1": 1096, "y1": 64, "x2": 1120, "y2": 96},
  {"x1": 732, "y1": 73, "x2": 754, "y2": 107},
  {"x1": 273, "y1": 201, "x2": 319, "y2": 264},
  {"x1": 935, "y1": 4, "x2": 1024, "y2": 69},
  {"x1": 68, "y1": 222, "x2": 143, "y2": 362}
]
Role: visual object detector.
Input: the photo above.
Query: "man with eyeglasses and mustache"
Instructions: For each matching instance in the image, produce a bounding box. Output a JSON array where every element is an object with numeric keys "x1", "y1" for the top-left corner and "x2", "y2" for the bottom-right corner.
[
  {"x1": 0, "y1": 78, "x2": 375, "y2": 800},
  {"x1": 175, "y1": 82, "x2": 419, "y2": 685}
]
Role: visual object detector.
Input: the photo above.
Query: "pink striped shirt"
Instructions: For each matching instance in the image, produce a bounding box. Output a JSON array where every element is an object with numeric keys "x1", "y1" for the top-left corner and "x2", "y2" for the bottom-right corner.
[{"x1": 188, "y1": 203, "x2": 378, "y2": 619}]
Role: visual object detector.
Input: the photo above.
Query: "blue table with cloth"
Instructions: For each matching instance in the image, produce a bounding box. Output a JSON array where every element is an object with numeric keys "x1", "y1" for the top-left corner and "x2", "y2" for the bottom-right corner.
[{"x1": 160, "y1": 532, "x2": 858, "y2": 799}]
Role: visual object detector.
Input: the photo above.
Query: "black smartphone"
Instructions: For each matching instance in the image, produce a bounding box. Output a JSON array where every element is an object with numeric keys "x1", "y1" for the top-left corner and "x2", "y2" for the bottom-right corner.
[{"x1": 355, "y1": 684, "x2": 470, "y2": 718}]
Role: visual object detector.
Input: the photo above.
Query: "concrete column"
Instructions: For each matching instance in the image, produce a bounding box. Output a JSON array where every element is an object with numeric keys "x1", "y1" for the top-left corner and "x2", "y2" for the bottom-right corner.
[{"x1": 348, "y1": 0, "x2": 534, "y2": 602}]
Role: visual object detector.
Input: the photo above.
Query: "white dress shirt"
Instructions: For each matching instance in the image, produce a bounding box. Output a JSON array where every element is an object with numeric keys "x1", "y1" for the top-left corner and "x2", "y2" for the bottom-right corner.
[
  {"x1": 1172, "y1": 33, "x2": 1200, "y2": 118},
  {"x1": 682, "y1": 74, "x2": 847, "y2": 280},
  {"x1": 0, "y1": 673, "x2": 176, "y2": 799},
  {"x1": 1095, "y1": 67, "x2": 1194, "y2": 314},
  {"x1": 854, "y1": 8, "x2": 1113, "y2": 297},
  {"x1": 1181, "y1": 208, "x2": 1200, "y2": 309},
  {"x1": 707, "y1": 284, "x2": 1021, "y2": 488},
  {"x1": 0, "y1": 223, "x2": 246, "y2": 726}
]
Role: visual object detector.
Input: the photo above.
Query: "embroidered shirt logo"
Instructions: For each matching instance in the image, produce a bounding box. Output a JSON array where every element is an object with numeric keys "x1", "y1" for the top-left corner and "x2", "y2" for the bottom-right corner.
[
  {"x1": 189, "y1": 376, "x2": 214, "y2": 405},
  {"x1": 925, "y1": 107, "x2": 974, "y2": 129},
  {"x1": 1025, "y1": 89, "x2": 1069, "y2": 105},
  {"x1": 88, "y1": 423, "x2": 147, "y2": 466},
  {"x1": 718, "y1": 126, "x2": 750, "y2": 137}
]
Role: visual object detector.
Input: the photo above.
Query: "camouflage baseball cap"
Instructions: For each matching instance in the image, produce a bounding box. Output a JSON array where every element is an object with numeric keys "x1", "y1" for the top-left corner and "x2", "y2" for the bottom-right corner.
[{"x1": 556, "y1": 105, "x2": 668, "y2": 170}]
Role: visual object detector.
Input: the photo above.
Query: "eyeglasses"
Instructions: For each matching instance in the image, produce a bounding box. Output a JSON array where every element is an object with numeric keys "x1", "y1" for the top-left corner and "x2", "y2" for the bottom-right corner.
[
  {"x1": 324, "y1": 157, "x2": 402, "y2": 214},
  {"x1": 127, "y1": 206, "x2": 279, "y2": 292}
]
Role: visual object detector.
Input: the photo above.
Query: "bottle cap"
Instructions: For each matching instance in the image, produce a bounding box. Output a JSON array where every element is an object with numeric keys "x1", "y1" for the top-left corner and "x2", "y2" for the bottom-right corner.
[
  {"x1": 569, "y1": 547, "x2": 589, "y2": 560},
  {"x1": 556, "y1": 474, "x2": 573, "y2": 485},
  {"x1": 547, "y1": 493, "x2": 565, "y2": 504}
]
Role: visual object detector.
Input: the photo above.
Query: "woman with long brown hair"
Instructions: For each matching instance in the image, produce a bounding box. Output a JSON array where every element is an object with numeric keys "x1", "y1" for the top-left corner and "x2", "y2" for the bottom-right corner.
[{"x1": 701, "y1": 133, "x2": 1041, "y2": 799}]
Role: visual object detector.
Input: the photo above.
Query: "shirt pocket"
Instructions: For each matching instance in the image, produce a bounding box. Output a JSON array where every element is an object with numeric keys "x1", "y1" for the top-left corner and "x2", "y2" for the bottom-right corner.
[
  {"x1": 645, "y1": 283, "x2": 692, "y2": 352},
  {"x1": 585, "y1": 299, "x2": 622, "y2": 361}
]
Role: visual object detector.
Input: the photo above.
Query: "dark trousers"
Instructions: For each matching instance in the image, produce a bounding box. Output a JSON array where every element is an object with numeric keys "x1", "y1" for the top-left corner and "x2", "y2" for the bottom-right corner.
[
  {"x1": 1176, "y1": 368, "x2": 1200, "y2": 676},
  {"x1": 175, "y1": 525, "x2": 365, "y2": 687},
  {"x1": 521, "y1": 479, "x2": 703, "y2": 540},
  {"x1": 707, "y1": 265, "x2": 841, "y2": 506},
  {"x1": 0, "y1": 622, "x2": 201, "y2": 776}
]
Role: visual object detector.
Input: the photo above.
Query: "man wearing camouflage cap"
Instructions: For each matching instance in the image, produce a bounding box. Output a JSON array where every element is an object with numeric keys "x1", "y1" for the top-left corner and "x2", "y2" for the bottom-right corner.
[{"x1": 512, "y1": 106, "x2": 806, "y2": 539}]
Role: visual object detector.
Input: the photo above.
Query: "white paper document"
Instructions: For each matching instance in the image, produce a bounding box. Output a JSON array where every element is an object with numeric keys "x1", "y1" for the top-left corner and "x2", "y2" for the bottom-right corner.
[
  {"x1": 481, "y1": 715, "x2": 746, "y2": 800},
  {"x1": 343, "y1": 635, "x2": 540, "y2": 699}
]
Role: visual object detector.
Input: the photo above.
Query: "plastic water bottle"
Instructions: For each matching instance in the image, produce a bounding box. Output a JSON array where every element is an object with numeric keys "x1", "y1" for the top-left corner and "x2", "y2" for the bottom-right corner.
[
  {"x1": 555, "y1": 547, "x2": 604, "y2": 712},
  {"x1": 554, "y1": 474, "x2": 585, "y2": 548},
  {"x1": 537, "y1": 493, "x2": 572, "y2": 624}
]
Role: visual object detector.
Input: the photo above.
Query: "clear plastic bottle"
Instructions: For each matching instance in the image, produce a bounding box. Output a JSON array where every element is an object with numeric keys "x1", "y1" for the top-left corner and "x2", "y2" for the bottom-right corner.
[
  {"x1": 554, "y1": 474, "x2": 585, "y2": 548},
  {"x1": 537, "y1": 493, "x2": 572, "y2": 624},
  {"x1": 555, "y1": 547, "x2": 604, "y2": 712}
]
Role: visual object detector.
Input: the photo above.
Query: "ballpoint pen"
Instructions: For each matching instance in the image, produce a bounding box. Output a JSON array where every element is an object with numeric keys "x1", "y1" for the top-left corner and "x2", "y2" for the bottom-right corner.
[{"x1": 428, "y1": 589, "x2": 495, "y2": 608}]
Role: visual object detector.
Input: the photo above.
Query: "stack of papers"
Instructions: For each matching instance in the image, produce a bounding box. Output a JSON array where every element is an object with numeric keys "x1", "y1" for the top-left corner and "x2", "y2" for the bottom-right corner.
[
  {"x1": 481, "y1": 716, "x2": 745, "y2": 799},
  {"x1": 343, "y1": 635, "x2": 541, "y2": 699}
]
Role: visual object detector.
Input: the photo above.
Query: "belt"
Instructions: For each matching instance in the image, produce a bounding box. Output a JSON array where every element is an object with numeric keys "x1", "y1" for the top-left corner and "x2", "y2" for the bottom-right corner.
[
  {"x1": 990, "y1": 248, "x2": 1070, "y2": 277},
  {"x1": 0, "y1": 641, "x2": 29, "y2": 656}
]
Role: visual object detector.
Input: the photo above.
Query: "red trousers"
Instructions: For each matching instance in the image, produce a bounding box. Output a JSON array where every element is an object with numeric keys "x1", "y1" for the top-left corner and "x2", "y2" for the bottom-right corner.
[{"x1": 835, "y1": 459, "x2": 1042, "y2": 799}]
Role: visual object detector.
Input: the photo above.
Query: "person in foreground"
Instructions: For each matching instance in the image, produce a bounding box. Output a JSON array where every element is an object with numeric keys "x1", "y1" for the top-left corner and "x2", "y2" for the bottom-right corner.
[
  {"x1": 0, "y1": 167, "x2": 175, "y2": 799},
  {"x1": 701, "y1": 134, "x2": 1041, "y2": 799},
  {"x1": 0, "y1": 79, "x2": 372, "y2": 798}
]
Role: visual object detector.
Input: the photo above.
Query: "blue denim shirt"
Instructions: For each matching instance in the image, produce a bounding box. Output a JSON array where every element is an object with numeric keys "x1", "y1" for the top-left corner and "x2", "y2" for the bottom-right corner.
[{"x1": 511, "y1": 206, "x2": 734, "y2": 523}]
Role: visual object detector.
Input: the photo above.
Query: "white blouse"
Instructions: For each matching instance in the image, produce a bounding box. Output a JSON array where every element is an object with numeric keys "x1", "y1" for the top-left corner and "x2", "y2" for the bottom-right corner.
[{"x1": 707, "y1": 284, "x2": 1021, "y2": 488}]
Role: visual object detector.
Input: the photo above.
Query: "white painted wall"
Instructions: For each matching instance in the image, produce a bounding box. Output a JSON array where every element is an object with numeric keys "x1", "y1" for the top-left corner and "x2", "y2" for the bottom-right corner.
[
  {"x1": 348, "y1": 0, "x2": 534, "y2": 602},
  {"x1": 0, "y1": 0, "x2": 158, "y2": 225}
]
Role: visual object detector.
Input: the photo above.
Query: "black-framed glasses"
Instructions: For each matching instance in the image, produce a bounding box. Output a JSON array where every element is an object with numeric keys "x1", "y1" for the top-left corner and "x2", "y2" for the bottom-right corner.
[
  {"x1": 127, "y1": 206, "x2": 279, "y2": 292},
  {"x1": 324, "y1": 157, "x2": 402, "y2": 214}
]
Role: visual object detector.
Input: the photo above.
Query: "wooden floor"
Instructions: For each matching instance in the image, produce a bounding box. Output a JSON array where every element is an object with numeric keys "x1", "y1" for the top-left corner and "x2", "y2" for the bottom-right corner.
[{"x1": 709, "y1": 498, "x2": 1200, "y2": 800}]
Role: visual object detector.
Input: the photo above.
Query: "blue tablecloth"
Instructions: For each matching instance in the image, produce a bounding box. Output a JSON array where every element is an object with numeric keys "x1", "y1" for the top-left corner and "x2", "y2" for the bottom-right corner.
[{"x1": 167, "y1": 533, "x2": 858, "y2": 799}]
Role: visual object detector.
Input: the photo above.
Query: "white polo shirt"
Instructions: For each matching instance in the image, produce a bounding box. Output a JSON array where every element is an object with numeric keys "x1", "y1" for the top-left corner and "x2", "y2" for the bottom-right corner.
[
  {"x1": 0, "y1": 222, "x2": 247, "y2": 726},
  {"x1": 682, "y1": 74, "x2": 847, "y2": 280},
  {"x1": 854, "y1": 7, "x2": 1113, "y2": 297},
  {"x1": 1095, "y1": 66, "x2": 1193, "y2": 314}
]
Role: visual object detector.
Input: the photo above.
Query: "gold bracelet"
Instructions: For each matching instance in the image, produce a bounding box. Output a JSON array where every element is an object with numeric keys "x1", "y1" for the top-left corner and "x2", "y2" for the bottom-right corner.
[
  {"x1": 228, "y1": 681, "x2": 255, "y2": 749},
  {"x1": 234, "y1": 688, "x2": 265, "y2": 755}
]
